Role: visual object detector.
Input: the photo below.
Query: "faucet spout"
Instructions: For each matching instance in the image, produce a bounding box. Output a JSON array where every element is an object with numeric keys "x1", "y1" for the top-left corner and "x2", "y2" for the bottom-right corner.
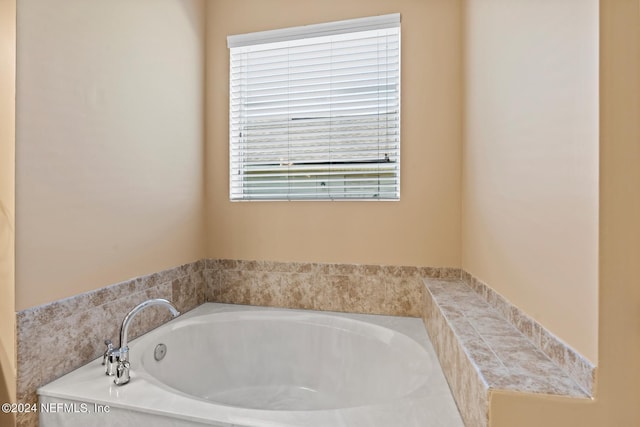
[
  {"x1": 119, "y1": 298, "x2": 180, "y2": 356},
  {"x1": 110, "y1": 298, "x2": 179, "y2": 385}
]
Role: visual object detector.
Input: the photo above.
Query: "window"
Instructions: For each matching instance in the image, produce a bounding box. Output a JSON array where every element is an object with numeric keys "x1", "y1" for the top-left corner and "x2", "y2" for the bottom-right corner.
[{"x1": 227, "y1": 14, "x2": 401, "y2": 201}]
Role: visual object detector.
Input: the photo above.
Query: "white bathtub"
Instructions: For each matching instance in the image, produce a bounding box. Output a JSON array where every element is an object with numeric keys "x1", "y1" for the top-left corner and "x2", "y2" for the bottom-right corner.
[{"x1": 39, "y1": 303, "x2": 464, "y2": 427}]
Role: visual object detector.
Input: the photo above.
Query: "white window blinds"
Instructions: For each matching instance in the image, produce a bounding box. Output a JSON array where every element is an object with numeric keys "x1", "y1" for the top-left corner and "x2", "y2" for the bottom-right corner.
[{"x1": 228, "y1": 14, "x2": 400, "y2": 201}]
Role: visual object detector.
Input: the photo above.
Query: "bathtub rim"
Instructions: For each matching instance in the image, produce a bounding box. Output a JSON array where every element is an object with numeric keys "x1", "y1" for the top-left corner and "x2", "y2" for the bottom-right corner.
[{"x1": 38, "y1": 302, "x2": 465, "y2": 427}]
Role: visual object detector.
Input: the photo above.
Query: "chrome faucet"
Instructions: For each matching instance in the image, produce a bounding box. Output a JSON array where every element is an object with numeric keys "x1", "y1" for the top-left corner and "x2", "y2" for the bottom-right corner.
[{"x1": 103, "y1": 298, "x2": 179, "y2": 385}]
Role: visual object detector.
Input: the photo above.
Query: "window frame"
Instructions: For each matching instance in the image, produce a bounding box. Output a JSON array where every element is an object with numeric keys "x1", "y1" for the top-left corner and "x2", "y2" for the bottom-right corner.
[{"x1": 227, "y1": 14, "x2": 401, "y2": 202}]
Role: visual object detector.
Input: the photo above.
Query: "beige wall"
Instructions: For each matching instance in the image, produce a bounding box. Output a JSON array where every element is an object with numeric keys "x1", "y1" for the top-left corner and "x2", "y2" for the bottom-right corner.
[
  {"x1": 490, "y1": 1, "x2": 640, "y2": 424},
  {"x1": 15, "y1": 0, "x2": 206, "y2": 310},
  {"x1": 0, "y1": 0, "x2": 16, "y2": 417},
  {"x1": 205, "y1": 0, "x2": 462, "y2": 267},
  {"x1": 462, "y1": 0, "x2": 599, "y2": 362},
  {"x1": 12, "y1": 1, "x2": 640, "y2": 424}
]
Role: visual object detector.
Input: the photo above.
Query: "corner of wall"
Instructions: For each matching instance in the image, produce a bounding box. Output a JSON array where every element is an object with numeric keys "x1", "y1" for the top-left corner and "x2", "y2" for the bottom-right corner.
[
  {"x1": 13, "y1": 0, "x2": 208, "y2": 310},
  {"x1": 460, "y1": 0, "x2": 599, "y2": 364},
  {"x1": 0, "y1": 0, "x2": 17, "y2": 416}
]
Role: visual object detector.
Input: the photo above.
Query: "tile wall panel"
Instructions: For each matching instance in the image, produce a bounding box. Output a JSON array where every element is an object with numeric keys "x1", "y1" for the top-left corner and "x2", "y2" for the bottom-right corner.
[{"x1": 15, "y1": 261, "x2": 205, "y2": 427}]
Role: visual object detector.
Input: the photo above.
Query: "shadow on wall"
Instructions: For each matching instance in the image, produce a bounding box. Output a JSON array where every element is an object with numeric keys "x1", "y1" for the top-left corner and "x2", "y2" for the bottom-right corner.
[
  {"x1": 0, "y1": 201, "x2": 12, "y2": 253},
  {"x1": 0, "y1": 360, "x2": 16, "y2": 427},
  {"x1": 0, "y1": 204, "x2": 15, "y2": 427},
  {"x1": 0, "y1": 202, "x2": 15, "y2": 427}
]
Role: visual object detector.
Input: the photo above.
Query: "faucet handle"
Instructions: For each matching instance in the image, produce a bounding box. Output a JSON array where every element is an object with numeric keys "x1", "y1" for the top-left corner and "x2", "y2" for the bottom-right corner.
[
  {"x1": 103, "y1": 340, "x2": 120, "y2": 376},
  {"x1": 102, "y1": 340, "x2": 113, "y2": 365},
  {"x1": 114, "y1": 360, "x2": 130, "y2": 385},
  {"x1": 102, "y1": 340, "x2": 114, "y2": 360}
]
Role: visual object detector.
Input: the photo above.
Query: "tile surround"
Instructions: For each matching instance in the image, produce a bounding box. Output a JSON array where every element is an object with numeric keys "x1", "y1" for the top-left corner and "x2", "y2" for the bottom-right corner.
[
  {"x1": 14, "y1": 259, "x2": 596, "y2": 427},
  {"x1": 15, "y1": 261, "x2": 205, "y2": 427},
  {"x1": 422, "y1": 277, "x2": 595, "y2": 427},
  {"x1": 205, "y1": 259, "x2": 460, "y2": 317},
  {"x1": 460, "y1": 271, "x2": 596, "y2": 395},
  {"x1": 422, "y1": 286, "x2": 489, "y2": 426}
]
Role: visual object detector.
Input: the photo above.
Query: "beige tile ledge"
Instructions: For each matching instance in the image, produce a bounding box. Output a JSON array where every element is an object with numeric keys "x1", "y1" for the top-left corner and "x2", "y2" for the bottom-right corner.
[
  {"x1": 460, "y1": 271, "x2": 595, "y2": 395},
  {"x1": 422, "y1": 278, "x2": 593, "y2": 427}
]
